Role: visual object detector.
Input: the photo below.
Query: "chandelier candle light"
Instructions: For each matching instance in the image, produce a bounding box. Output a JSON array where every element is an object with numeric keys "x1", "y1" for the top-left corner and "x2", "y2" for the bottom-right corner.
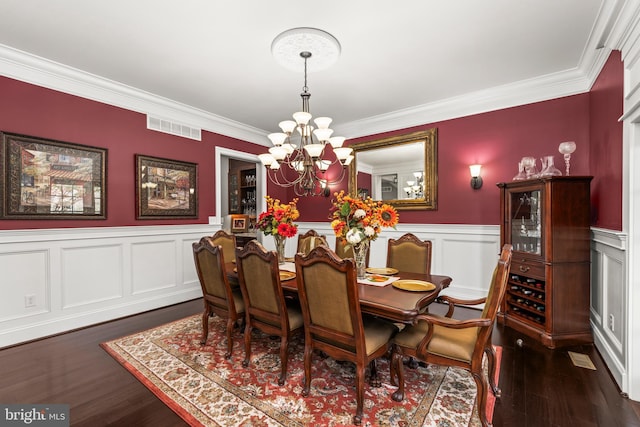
[
  {"x1": 330, "y1": 190, "x2": 399, "y2": 279},
  {"x1": 259, "y1": 28, "x2": 353, "y2": 197}
]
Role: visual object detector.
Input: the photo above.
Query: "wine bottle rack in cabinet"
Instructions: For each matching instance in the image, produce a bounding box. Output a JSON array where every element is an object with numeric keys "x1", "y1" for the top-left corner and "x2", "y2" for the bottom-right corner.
[{"x1": 506, "y1": 274, "x2": 546, "y2": 326}]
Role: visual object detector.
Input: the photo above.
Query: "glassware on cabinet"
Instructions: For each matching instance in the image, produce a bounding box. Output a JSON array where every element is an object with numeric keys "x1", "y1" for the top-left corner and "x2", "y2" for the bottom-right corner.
[
  {"x1": 539, "y1": 155, "x2": 562, "y2": 177},
  {"x1": 521, "y1": 156, "x2": 539, "y2": 179},
  {"x1": 513, "y1": 160, "x2": 527, "y2": 180},
  {"x1": 558, "y1": 141, "x2": 576, "y2": 176}
]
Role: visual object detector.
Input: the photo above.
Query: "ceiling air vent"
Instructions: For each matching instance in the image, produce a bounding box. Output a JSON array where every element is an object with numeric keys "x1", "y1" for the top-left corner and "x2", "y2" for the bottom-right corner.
[{"x1": 147, "y1": 115, "x2": 202, "y2": 141}]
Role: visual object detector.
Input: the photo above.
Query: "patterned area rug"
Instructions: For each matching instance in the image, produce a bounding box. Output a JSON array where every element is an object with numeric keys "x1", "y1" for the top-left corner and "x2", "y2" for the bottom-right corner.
[{"x1": 101, "y1": 315, "x2": 500, "y2": 426}]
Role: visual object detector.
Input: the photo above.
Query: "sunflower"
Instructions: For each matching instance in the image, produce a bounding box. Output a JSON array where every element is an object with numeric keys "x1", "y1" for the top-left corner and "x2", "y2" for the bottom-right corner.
[
  {"x1": 329, "y1": 191, "x2": 399, "y2": 243},
  {"x1": 377, "y1": 204, "x2": 399, "y2": 228}
]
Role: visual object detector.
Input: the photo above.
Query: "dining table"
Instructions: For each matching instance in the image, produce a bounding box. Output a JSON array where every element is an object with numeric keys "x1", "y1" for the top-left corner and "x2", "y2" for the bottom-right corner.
[{"x1": 226, "y1": 261, "x2": 452, "y2": 324}]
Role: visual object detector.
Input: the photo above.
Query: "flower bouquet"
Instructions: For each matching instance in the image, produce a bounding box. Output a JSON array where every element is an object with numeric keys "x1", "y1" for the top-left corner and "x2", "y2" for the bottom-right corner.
[
  {"x1": 256, "y1": 196, "x2": 299, "y2": 263},
  {"x1": 330, "y1": 190, "x2": 399, "y2": 278}
]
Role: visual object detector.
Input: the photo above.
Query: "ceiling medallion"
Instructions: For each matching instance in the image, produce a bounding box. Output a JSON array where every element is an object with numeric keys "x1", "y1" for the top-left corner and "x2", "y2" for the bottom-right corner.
[{"x1": 271, "y1": 27, "x2": 341, "y2": 72}]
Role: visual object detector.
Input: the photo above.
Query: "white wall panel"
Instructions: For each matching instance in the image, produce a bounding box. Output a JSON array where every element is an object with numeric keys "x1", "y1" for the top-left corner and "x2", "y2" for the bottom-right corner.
[
  {"x1": 441, "y1": 238, "x2": 500, "y2": 300},
  {"x1": 61, "y1": 244, "x2": 123, "y2": 309},
  {"x1": 182, "y1": 238, "x2": 199, "y2": 286},
  {"x1": 131, "y1": 240, "x2": 177, "y2": 294},
  {"x1": 605, "y1": 255, "x2": 625, "y2": 349},
  {"x1": 0, "y1": 250, "x2": 49, "y2": 321}
]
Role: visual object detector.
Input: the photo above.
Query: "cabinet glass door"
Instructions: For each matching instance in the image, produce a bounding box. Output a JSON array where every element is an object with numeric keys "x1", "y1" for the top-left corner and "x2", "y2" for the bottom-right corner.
[
  {"x1": 509, "y1": 189, "x2": 542, "y2": 255},
  {"x1": 229, "y1": 173, "x2": 239, "y2": 213}
]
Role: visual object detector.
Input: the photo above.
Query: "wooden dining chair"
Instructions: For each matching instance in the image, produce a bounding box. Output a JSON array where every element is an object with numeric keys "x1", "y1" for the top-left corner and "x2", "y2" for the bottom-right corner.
[
  {"x1": 335, "y1": 238, "x2": 370, "y2": 266},
  {"x1": 210, "y1": 229, "x2": 238, "y2": 263},
  {"x1": 295, "y1": 245, "x2": 398, "y2": 425},
  {"x1": 192, "y1": 236, "x2": 245, "y2": 358},
  {"x1": 389, "y1": 244, "x2": 513, "y2": 427},
  {"x1": 296, "y1": 229, "x2": 328, "y2": 256},
  {"x1": 235, "y1": 240, "x2": 304, "y2": 385},
  {"x1": 386, "y1": 232, "x2": 432, "y2": 274}
]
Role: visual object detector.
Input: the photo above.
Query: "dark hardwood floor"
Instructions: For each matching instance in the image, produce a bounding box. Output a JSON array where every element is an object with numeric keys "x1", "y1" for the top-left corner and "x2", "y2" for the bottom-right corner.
[{"x1": 1, "y1": 299, "x2": 638, "y2": 426}]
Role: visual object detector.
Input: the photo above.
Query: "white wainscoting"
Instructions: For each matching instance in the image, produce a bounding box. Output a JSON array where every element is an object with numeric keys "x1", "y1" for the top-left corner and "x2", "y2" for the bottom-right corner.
[
  {"x1": 2, "y1": 220, "x2": 625, "y2": 396},
  {"x1": 0, "y1": 224, "x2": 217, "y2": 348},
  {"x1": 590, "y1": 227, "x2": 628, "y2": 393}
]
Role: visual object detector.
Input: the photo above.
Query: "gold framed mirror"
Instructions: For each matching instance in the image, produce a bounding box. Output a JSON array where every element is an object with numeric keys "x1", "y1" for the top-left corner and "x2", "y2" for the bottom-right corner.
[{"x1": 348, "y1": 129, "x2": 437, "y2": 210}]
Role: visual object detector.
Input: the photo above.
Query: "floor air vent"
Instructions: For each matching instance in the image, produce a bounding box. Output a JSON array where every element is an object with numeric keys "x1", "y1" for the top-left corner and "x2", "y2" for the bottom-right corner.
[{"x1": 147, "y1": 115, "x2": 202, "y2": 141}]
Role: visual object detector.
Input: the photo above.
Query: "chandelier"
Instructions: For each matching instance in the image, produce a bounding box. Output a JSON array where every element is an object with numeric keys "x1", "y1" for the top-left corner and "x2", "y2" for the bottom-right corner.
[
  {"x1": 403, "y1": 171, "x2": 424, "y2": 199},
  {"x1": 258, "y1": 28, "x2": 353, "y2": 197}
]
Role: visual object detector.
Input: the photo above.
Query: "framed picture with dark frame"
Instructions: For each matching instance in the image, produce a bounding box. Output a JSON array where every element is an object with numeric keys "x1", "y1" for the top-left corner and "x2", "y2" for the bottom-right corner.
[
  {"x1": 230, "y1": 214, "x2": 249, "y2": 233},
  {"x1": 0, "y1": 132, "x2": 107, "y2": 219},
  {"x1": 135, "y1": 154, "x2": 198, "y2": 219}
]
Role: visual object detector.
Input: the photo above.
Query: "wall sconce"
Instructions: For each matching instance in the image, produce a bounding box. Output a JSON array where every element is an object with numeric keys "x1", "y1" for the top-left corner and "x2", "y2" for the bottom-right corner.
[{"x1": 469, "y1": 164, "x2": 483, "y2": 189}]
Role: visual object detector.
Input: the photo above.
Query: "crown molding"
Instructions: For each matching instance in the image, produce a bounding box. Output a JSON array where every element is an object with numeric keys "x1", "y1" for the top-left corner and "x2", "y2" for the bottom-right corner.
[
  {"x1": 332, "y1": 67, "x2": 595, "y2": 139},
  {"x1": 0, "y1": 44, "x2": 268, "y2": 145}
]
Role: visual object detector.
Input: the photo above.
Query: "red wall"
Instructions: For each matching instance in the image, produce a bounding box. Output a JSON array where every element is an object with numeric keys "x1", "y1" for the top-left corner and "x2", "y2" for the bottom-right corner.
[
  {"x1": 0, "y1": 49, "x2": 624, "y2": 230},
  {"x1": 0, "y1": 76, "x2": 264, "y2": 230},
  {"x1": 589, "y1": 50, "x2": 624, "y2": 231},
  {"x1": 295, "y1": 94, "x2": 592, "y2": 225},
  {"x1": 295, "y1": 51, "x2": 623, "y2": 227}
]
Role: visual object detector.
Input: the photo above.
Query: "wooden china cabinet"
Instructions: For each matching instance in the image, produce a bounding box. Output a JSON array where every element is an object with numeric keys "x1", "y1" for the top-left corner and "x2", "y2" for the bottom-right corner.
[
  {"x1": 497, "y1": 176, "x2": 593, "y2": 348},
  {"x1": 228, "y1": 160, "x2": 257, "y2": 225}
]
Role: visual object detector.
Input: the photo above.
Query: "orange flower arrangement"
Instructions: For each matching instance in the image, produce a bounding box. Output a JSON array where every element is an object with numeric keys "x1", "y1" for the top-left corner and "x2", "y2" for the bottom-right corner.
[
  {"x1": 330, "y1": 190, "x2": 398, "y2": 247},
  {"x1": 256, "y1": 196, "x2": 299, "y2": 238}
]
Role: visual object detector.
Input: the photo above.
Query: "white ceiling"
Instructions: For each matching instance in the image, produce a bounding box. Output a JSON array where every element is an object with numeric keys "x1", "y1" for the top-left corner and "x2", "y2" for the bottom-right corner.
[{"x1": 0, "y1": 1, "x2": 624, "y2": 145}]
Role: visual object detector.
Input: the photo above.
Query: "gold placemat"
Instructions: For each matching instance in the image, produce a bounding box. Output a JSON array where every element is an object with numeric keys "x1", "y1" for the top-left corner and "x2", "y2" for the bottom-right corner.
[
  {"x1": 279, "y1": 271, "x2": 296, "y2": 281},
  {"x1": 365, "y1": 267, "x2": 399, "y2": 275},
  {"x1": 392, "y1": 280, "x2": 436, "y2": 292}
]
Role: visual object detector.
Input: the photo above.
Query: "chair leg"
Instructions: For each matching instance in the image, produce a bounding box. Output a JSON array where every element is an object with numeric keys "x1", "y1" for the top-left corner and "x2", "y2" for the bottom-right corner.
[
  {"x1": 242, "y1": 323, "x2": 252, "y2": 367},
  {"x1": 200, "y1": 306, "x2": 210, "y2": 345},
  {"x1": 278, "y1": 335, "x2": 289, "y2": 386},
  {"x1": 225, "y1": 317, "x2": 234, "y2": 359},
  {"x1": 472, "y1": 370, "x2": 492, "y2": 427},
  {"x1": 484, "y1": 345, "x2": 501, "y2": 398},
  {"x1": 354, "y1": 362, "x2": 365, "y2": 425},
  {"x1": 391, "y1": 345, "x2": 406, "y2": 402},
  {"x1": 302, "y1": 343, "x2": 313, "y2": 397},
  {"x1": 368, "y1": 359, "x2": 381, "y2": 387},
  {"x1": 408, "y1": 356, "x2": 419, "y2": 369}
]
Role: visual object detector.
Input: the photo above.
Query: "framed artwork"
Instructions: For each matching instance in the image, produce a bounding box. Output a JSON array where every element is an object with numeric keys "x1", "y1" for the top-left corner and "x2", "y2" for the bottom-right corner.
[
  {"x1": 136, "y1": 154, "x2": 197, "y2": 219},
  {"x1": 0, "y1": 132, "x2": 107, "y2": 219},
  {"x1": 230, "y1": 214, "x2": 249, "y2": 233}
]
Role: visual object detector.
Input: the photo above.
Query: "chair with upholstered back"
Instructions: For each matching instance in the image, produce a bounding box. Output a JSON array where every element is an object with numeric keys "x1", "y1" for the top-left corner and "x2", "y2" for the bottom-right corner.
[
  {"x1": 235, "y1": 240, "x2": 304, "y2": 385},
  {"x1": 296, "y1": 229, "x2": 328, "y2": 256},
  {"x1": 389, "y1": 244, "x2": 513, "y2": 427},
  {"x1": 210, "y1": 229, "x2": 238, "y2": 263},
  {"x1": 295, "y1": 245, "x2": 398, "y2": 425},
  {"x1": 192, "y1": 236, "x2": 245, "y2": 358},
  {"x1": 335, "y1": 237, "x2": 370, "y2": 266},
  {"x1": 386, "y1": 232, "x2": 432, "y2": 274}
]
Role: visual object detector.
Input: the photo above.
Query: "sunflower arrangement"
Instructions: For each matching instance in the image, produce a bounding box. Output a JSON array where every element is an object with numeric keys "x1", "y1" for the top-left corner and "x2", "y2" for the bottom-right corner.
[
  {"x1": 330, "y1": 190, "x2": 399, "y2": 247},
  {"x1": 256, "y1": 196, "x2": 300, "y2": 238}
]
